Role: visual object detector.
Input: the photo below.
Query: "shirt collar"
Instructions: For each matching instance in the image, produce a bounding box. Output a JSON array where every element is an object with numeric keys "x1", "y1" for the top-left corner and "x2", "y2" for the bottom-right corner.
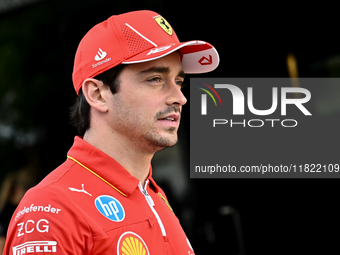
[{"x1": 67, "y1": 136, "x2": 158, "y2": 197}]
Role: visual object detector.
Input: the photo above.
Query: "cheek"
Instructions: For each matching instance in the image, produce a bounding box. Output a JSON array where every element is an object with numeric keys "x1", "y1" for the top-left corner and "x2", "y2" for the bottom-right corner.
[
  {"x1": 126, "y1": 95, "x2": 161, "y2": 117},
  {"x1": 111, "y1": 95, "x2": 152, "y2": 127},
  {"x1": 112, "y1": 95, "x2": 135, "y2": 120},
  {"x1": 112, "y1": 86, "x2": 164, "y2": 122}
]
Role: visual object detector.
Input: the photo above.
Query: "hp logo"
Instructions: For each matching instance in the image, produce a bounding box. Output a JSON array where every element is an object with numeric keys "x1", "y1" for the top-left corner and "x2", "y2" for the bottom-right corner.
[{"x1": 95, "y1": 195, "x2": 125, "y2": 222}]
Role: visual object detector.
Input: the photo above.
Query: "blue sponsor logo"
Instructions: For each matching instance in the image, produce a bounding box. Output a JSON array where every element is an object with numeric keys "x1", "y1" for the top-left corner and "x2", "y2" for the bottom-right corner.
[{"x1": 95, "y1": 195, "x2": 125, "y2": 222}]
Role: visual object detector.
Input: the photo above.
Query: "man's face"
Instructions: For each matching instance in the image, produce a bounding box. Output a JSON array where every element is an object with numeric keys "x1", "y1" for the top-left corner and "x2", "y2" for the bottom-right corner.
[{"x1": 107, "y1": 52, "x2": 187, "y2": 152}]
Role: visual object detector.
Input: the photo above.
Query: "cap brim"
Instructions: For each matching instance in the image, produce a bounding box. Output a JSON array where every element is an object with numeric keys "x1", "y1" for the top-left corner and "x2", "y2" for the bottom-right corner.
[{"x1": 122, "y1": 40, "x2": 219, "y2": 74}]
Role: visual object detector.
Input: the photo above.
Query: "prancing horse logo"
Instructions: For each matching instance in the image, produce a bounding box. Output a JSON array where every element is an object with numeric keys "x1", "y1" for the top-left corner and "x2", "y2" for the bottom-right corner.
[
  {"x1": 160, "y1": 19, "x2": 169, "y2": 30},
  {"x1": 154, "y1": 16, "x2": 173, "y2": 36}
]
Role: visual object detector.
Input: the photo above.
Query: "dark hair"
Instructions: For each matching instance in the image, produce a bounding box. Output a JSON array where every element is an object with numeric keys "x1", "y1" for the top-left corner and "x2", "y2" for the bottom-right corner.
[{"x1": 69, "y1": 64, "x2": 126, "y2": 136}]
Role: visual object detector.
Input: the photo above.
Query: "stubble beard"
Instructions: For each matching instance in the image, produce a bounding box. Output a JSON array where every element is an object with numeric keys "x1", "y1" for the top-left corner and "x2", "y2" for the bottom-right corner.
[
  {"x1": 141, "y1": 126, "x2": 178, "y2": 152},
  {"x1": 112, "y1": 94, "x2": 180, "y2": 153},
  {"x1": 144, "y1": 106, "x2": 181, "y2": 151}
]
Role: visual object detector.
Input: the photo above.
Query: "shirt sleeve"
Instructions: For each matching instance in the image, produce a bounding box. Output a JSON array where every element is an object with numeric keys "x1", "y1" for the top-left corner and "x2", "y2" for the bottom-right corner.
[{"x1": 2, "y1": 187, "x2": 93, "y2": 255}]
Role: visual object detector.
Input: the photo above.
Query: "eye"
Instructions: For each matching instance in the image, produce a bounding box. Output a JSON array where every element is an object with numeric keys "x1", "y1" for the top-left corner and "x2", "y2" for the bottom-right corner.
[
  {"x1": 147, "y1": 77, "x2": 162, "y2": 83},
  {"x1": 176, "y1": 80, "x2": 186, "y2": 88}
]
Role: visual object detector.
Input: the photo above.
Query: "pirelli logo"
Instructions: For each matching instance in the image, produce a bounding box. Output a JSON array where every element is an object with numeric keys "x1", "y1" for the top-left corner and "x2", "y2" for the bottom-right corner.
[{"x1": 12, "y1": 241, "x2": 57, "y2": 255}]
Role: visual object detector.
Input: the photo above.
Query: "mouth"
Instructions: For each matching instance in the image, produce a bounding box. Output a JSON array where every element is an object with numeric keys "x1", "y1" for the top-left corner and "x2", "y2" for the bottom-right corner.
[
  {"x1": 157, "y1": 113, "x2": 180, "y2": 127},
  {"x1": 158, "y1": 114, "x2": 180, "y2": 122}
]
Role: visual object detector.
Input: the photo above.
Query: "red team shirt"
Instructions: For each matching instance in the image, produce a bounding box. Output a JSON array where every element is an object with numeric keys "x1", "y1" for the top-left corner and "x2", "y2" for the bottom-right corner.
[{"x1": 3, "y1": 136, "x2": 195, "y2": 255}]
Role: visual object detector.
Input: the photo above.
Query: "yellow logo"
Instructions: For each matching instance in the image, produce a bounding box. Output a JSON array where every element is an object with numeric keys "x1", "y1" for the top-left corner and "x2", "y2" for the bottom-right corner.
[
  {"x1": 118, "y1": 232, "x2": 150, "y2": 255},
  {"x1": 154, "y1": 16, "x2": 173, "y2": 36}
]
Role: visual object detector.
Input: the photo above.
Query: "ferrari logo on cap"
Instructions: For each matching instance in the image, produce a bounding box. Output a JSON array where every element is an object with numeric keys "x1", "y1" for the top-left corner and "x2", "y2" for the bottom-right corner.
[{"x1": 154, "y1": 16, "x2": 173, "y2": 36}]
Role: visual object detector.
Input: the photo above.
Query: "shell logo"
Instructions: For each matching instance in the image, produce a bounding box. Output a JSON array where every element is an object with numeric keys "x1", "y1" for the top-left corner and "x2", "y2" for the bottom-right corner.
[{"x1": 117, "y1": 232, "x2": 150, "y2": 255}]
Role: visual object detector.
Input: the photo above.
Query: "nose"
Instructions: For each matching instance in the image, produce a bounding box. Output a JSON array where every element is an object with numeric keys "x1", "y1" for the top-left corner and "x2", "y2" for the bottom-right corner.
[{"x1": 166, "y1": 83, "x2": 187, "y2": 107}]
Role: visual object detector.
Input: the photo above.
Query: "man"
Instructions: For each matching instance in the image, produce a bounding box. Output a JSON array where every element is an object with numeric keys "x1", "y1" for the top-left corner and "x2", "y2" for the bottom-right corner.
[{"x1": 3, "y1": 10, "x2": 219, "y2": 255}]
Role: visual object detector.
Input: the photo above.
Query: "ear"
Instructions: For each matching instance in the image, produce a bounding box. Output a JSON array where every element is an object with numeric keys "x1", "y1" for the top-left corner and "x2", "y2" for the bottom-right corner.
[{"x1": 82, "y1": 78, "x2": 110, "y2": 113}]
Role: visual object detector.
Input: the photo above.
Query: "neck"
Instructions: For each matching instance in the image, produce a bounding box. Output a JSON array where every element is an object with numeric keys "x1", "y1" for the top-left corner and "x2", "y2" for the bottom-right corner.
[{"x1": 83, "y1": 129, "x2": 154, "y2": 186}]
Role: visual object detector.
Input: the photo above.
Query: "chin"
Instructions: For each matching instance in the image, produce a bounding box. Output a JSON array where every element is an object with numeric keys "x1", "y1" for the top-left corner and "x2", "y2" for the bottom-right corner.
[
  {"x1": 155, "y1": 136, "x2": 178, "y2": 149},
  {"x1": 141, "y1": 127, "x2": 179, "y2": 151},
  {"x1": 145, "y1": 135, "x2": 178, "y2": 152}
]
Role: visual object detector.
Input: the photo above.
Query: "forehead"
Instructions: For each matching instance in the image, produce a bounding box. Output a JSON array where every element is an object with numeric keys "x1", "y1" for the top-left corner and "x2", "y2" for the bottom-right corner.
[{"x1": 123, "y1": 51, "x2": 183, "y2": 75}]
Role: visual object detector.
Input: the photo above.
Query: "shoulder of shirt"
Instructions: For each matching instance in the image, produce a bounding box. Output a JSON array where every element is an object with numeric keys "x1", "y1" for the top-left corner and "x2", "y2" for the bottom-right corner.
[
  {"x1": 23, "y1": 159, "x2": 79, "y2": 202},
  {"x1": 13, "y1": 160, "x2": 93, "y2": 228}
]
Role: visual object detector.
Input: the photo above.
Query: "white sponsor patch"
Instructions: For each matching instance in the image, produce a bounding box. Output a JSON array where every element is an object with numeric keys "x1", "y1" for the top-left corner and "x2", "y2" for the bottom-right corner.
[
  {"x1": 92, "y1": 57, "x2": 111, "y2": 68},
  {"x1": 17, "y1": 219, "x2": 49, "y2": 237},
  {"x1": 94, "y1": 48, "x2": 107, "y2": 61},
  {"x1": 146, "y1": 45, "x2": 172, "y2": 55},
  {"x1": 12, "y1": 241, "x2": 57, "y2": 255},
  {"x1": 69, "y1": 184, "x2": 92, "y2": 196},
  {"x1": 15, "y1": 204, "x2": 61, "y2": 221}
]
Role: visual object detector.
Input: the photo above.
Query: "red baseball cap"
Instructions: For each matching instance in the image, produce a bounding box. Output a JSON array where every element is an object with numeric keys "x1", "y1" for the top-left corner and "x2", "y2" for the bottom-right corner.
[{"x1": 72, "y1": 10, "x2": 219, "y2": 94}]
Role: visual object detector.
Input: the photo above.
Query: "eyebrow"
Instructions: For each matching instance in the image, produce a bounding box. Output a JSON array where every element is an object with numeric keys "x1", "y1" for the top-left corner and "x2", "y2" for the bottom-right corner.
[{"x1": 138, "y1": 67, "x2": 185, "y2": 79}]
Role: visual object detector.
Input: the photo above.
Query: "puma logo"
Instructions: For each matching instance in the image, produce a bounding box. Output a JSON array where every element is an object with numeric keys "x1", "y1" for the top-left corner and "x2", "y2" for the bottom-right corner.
[{"x1": 69, "y1": 184, "x2": 92, "y2": 196}]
